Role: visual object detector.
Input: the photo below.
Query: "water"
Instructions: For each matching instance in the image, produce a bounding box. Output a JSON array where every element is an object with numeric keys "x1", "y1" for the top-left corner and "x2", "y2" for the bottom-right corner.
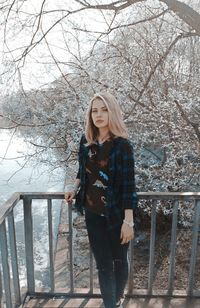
[{"x1": 0, "y1": 130, "x2": 66, "y2": 287}]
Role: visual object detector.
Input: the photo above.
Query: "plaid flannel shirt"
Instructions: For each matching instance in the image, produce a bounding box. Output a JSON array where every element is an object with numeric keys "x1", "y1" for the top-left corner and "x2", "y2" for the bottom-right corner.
[{"x1": 75, "y1": 134, "x2": 138, "y2": 226}]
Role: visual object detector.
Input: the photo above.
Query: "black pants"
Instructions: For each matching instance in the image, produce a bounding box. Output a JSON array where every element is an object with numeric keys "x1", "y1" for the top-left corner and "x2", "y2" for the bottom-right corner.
[{"x1": 85, "y1": 209, "x2": 129, "y2": 308}]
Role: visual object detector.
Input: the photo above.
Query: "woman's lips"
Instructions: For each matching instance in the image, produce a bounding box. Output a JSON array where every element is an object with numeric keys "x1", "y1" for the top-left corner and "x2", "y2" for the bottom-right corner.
[{"x1": 96, "y1": 120, "x2": 104, "y2": 123}]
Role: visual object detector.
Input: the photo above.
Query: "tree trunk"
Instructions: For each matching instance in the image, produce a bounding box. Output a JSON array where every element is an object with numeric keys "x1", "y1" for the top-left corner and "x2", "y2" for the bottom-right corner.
[{"x1": 161, "y1": 0, "x2": 200, "y2": 34}]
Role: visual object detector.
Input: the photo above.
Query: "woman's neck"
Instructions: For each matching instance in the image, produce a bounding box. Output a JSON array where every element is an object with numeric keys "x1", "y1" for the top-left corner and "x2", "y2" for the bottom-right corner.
[{"x1": 98, "y1": 128, "x2": 110, "y2": 143}]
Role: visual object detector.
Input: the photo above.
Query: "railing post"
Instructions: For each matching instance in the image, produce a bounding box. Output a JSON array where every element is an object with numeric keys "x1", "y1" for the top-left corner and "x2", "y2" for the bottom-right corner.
[
  {"x1": 47, "y1": 199, "x2": 55, "y2": 292},
  {"x1": 148, "y1": 200, "x2": 157, "y2": 295},
  {"x1": 23, "y1": 197, "x2": 35, "y2": 293},
  {"x1": 0, "y1": 221, "x2": 12, "y2": 308},
  {"x1": 127, "y1": 238, "x2": 134, "y2": 294},
  {"x1": 68, "y1": 203, "x2": 74, "y2": 293},
  {"x1": 188, "y1": 199, "x2": 200, "y2": 296},
  {"x1": 0, "y1": 266, "x2": 3, "y2": 307},
  {"x1": 8, "y1": 212, "x2": 21, "y2": 305},
  {"x1": 167, "y1": 200, "x2": 178, "y2": 295}
]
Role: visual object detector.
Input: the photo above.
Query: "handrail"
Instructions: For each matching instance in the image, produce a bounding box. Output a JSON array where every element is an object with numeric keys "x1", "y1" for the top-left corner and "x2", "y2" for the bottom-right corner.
[
  {"x1": 0, "y1": 193, "x2": 20, "y2": 224},
  {"x1": 1, "y1": 192, "x2": 200, "y2": 223},
  {"x1": 0, "y1": 192, "x2": 200, "y2": 307},
  {"x1": 20, "y1": 191, "x2": 200, "y2": 199}
]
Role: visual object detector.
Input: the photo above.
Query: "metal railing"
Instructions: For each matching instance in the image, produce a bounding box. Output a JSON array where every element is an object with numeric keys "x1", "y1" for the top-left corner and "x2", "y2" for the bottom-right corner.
[{"x1": 0, "y1": 192, "x2": 200, "y2": 307}]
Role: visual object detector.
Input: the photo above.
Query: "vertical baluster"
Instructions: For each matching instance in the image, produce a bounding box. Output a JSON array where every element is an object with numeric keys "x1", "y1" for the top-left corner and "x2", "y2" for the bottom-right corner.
[
  {"x1": 0, "y1": 221, "x2": 12, "y2": 308},
  {"x1": 89, "y1": 248, "x2": 93, "y2": 294},
  {"x1": 68, "y1": 204, "x2": 74, "y2": 293},
  {"x1": 148, "y1": 200, "x2": 157, "y2": 295},
  {"x1": 23, "y1": 197, "x2": 35, "y2": 293},
  {"x1": 167, "y1": 200, "x2": 178, "y2": 295},
  {"x1": 127, "y1": 239, "x2": 134, "y2": 294},
  {"x1": 47, "y1": 199, "x2": 54, "y2": 292},
  {"x1": 8, "y1": 212, "x2": 21, "y2": 305},
  {"x1": 188, "y1": 199, "x2": 200, "y2": 296},
  {"x1": 0, "y1": 266, "x2": 3, "y2": 307}
]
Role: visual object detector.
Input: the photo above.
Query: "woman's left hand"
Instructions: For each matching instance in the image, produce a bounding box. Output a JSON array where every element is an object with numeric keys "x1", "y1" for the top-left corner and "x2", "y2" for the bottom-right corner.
[{"x1": 120, "y1": 223, "x2": 134, "y2": 245}]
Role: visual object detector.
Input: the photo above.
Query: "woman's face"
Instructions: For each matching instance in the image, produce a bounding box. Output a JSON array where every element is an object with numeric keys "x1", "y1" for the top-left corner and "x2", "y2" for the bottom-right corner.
[{"x1": 91, "y1": 98, "x2": 109, "y2": 129}]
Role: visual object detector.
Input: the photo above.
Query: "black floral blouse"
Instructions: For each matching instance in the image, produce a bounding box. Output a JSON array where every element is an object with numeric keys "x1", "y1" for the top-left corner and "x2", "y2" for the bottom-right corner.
[{"x1": 85, "y1": 140, "x2": 113, "y2": 215}]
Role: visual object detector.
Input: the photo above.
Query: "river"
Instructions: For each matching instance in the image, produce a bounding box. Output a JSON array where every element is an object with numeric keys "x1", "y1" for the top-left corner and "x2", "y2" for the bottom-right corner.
[{"x1": 0, "y1": 130, "x2": 65, "y2": 287}]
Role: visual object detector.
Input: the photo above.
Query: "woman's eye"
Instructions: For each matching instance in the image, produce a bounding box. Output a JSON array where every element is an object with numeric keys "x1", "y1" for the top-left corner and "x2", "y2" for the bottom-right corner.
[{"x1": 91, "y1": 108, "x2": 107, "y2": 113}]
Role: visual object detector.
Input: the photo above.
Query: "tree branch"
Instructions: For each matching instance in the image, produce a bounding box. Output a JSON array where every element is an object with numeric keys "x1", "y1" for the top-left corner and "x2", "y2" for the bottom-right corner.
[
  {"x1": 73, "y1": 9, "x2": 169, "y2": 34},
  {"x1": 174, "y1": 99, "x2": 200, "y2": 142},
  {"x1": 74, "y1": 0, "x2": 144, "y2": 12},
  {"x1": 125, "y1": 32, "x2": 198, "y2": 118}
]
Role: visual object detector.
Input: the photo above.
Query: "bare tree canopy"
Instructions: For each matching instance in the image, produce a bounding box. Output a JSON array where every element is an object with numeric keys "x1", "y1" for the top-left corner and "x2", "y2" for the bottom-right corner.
[
  {"x1": 73, "y1": 0, "x2": 200, "y2": 33},
  {"x1": 0, "y1": 1, "x2": 200, "y2": 68}
]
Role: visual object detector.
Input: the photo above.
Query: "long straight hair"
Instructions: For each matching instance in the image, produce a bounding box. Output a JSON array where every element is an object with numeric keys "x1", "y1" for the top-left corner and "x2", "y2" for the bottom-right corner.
[{"x1": 85, "y1": 92, "x2": 128, "y2": 144}]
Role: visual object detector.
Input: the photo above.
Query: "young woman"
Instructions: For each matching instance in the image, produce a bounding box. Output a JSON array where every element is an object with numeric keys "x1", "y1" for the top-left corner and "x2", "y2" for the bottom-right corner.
[{"x1": 65, "y1": 92, "x2": 138, "y2": 308}]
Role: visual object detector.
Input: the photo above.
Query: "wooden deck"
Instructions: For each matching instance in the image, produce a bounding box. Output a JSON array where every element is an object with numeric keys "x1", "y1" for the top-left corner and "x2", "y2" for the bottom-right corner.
[{"x1": 23, "y1": 296, "x2": 200, "y2": 307}]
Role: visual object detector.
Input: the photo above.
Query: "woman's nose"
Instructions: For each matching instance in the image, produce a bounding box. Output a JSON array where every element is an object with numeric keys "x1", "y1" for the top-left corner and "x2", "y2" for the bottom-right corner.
[{"x1": 97, "y1": 110, "x2": 102, "y2": 116}]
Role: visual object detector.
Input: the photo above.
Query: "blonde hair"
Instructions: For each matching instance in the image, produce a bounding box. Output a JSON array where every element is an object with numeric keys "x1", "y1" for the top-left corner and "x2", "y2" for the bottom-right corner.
[{"x1": 85, "y1": 92, "x2": 128, "y2": 144}]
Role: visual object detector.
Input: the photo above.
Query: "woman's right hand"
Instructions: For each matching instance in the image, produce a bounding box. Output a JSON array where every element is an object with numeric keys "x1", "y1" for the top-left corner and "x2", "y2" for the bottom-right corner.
[{"x1": 64, "y1": 191, "x2": 76, "y2": 204}]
